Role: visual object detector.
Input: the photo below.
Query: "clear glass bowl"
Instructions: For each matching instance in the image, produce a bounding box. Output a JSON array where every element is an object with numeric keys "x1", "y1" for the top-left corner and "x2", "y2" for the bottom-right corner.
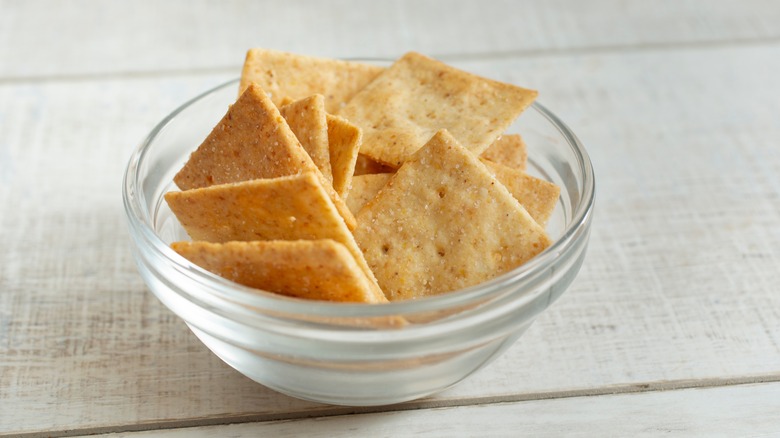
[{"x1": 122, "y1": 78, "x2": 595, "y2": 406}]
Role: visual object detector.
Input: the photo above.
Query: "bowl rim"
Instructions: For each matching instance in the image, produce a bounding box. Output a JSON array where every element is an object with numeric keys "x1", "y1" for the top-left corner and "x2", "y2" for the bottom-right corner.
[{"x1": 122, "y1": 77, "x2": 595, "y2": 323}]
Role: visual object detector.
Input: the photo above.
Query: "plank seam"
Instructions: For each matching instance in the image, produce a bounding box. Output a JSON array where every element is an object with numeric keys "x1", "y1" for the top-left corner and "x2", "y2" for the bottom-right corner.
[
  {"x1": 6, "y1": 373, "x2": 780, "y2": 438},
  {"x1": 0, "y1": 35, "x2": 779, "y2": 85}
]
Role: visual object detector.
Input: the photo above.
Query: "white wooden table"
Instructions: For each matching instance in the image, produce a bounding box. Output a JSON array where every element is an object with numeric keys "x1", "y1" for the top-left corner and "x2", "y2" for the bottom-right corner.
[{"x1": 2, "y1": 1, "x2": 780, "y2": 436}]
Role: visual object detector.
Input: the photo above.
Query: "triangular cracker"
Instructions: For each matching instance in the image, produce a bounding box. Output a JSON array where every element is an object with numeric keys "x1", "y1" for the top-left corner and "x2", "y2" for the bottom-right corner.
[
  {"x1": 480, "y1": 134, "x2": 527, "y2": 170},
  {"x1": 240, "y1": 48, "x2": 384, "y2": 113},
  {"x1": 280, "y1": 95, "x2": 333, "y2": 183},
  {"x1": 338, "y1": 52, "x2": 538, "y2": 167},
  {"x1": 346, "y1": 173, "x2": 392, "y2": 215},
  {"x1": 171, "y1": 240, "x2": 387, "y2": 303},
  {"x1": 326, "y1": 114, "x2": 361, "y2": 199},
  {"x1": 481, "y1": 159, "x2": 560, "y2": 226},
  {"x1": 165, "y1": 172, "x2": 382, "y2": 298},
  {"x1": 353, "y1": 130, "x2": 550, "y2": 301},
  {"x1": 173, "y1": 83, "x2": 355, "y2": 229}
]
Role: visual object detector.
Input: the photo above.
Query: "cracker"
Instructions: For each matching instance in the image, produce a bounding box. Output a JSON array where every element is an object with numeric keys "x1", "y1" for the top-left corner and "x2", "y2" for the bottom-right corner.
[
  {"x1": 353, "y1": 130, "x2": 550, "y2": 301},
  {"x1": 481, "y1": 159, "x2": 560, "y2": 227},
  {"x1": 173, "y1": 83, "x2": 355, "y2": 229},
  {"x1": 171, "y1": 240, "x2": 387, "y2": 303},
  {"x1": 240, "y1": 48, "x2": 384, "y2": 113},
  {"x1": 480, "y1": 134, "x2": 527, "y2": 170},
  {"x1": 165, "y1": 172, "x2": 382, "y2": 297},
  {"x1": 346, "y1": 173, "x2": 392, "y2": 215},
  {"x1": 353, "y1": 154, "x2": 395, "y2": 176},
  {"x1": 326, "y1": 114, "x2": 361, "y2": 199},
  {"x1": 280, "y1": 94, "x2": 332, "y2": 183},
  {"x1": 338, "y1": 52, "x2": 538, "y2": 167}
]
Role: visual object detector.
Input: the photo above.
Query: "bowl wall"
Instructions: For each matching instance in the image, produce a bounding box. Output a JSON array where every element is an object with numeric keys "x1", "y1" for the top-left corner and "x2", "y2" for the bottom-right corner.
[{"x1": 123, "y1": 78, "x2": 594, "y2": 405}]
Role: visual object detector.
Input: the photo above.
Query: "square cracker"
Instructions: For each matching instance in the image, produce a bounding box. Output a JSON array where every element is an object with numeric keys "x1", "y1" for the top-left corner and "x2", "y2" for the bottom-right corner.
[
  {"x1": 481, "y1": 159, "x2": 560, "y2": 227},
  {"x1": 165, "y1": 172, "x2": 383, "y2": 298},
  {"x1": 326, "y1": 114, "x2": 362, "y2": 199},
  {"x1": 171, "y1": 240, "x2": 387, "y2": 303},
  {"x1": 480, "y1": 134, "x2": 527, "y2": 170},
  {"x1": 173, "y1": 83, "x2": 355, "y2": 229},
  {"x1": 280, "y1": 95, "x2": 333, "y2": 183},
  {"x1": 338, "y1": 52, "x2": 538, "y2": 167},
  {"x1": 353, "y1": 130, "x2": 550, "y2": 301},
  {"x1": 346, "y1": 173, "x2": 392, "y2": 216},
  {"x1": 240, "y1": 48, "x2": 384, "y2": 113}
]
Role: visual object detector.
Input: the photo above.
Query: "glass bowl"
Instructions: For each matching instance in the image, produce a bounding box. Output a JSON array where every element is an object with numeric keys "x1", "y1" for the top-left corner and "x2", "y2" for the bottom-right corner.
[{"x1": 122, "y1": 77, "x2": 595, "y2": 406}]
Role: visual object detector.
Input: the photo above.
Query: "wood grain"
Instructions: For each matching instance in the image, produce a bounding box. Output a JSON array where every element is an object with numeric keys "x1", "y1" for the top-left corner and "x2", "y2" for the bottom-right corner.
[
  {"x1": 2, "y1": 42, "x2": 780, "y2": 435},
  {"x1": 3, "y1": 0, "x2": 780, "y2": 435},
  {"x1": 74, "y1": 382, "x2": 780, "y2": 437},
  {"x1": 1, "y1": 0, "x2": 779, "y2": 80}
]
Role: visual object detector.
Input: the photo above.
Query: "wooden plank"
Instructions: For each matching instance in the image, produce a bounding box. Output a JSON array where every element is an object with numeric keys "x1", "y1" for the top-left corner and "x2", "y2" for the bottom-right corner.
[
  {"x1": 74, "y1": 382, "x2": 780, "y2": 437},
  {"x1": 2, "y1": 44, "x2": 780, "y2": 434},
  {"x1": 1, "y1": 0, "x2": 779, "y2": 79}
]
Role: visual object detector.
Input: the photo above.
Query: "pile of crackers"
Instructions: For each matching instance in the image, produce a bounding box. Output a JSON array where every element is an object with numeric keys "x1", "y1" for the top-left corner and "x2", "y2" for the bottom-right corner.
[{"x1": 165, "y1": 49, "x2": 560, "y2": 304}]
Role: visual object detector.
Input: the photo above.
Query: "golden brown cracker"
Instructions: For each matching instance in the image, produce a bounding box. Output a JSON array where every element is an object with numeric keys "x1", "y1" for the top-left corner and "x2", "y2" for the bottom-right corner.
[
  {"x1": 240, "y1": 48, "x2": 384, "y2": 113},
  {"x1": 326, "y1": 114, "x2": 361, "y2": 199},
  {"x1": 346, "y1": 173, "x2": 392, "y2": 215},
  {"x1": 173, "y1": 83, "x2": 355, "y2": 229},
  {"x1": 338, "y1": 52, "x2": 538, "y2": 167},
  {"x1": 481, "y1": 134, "x2": 527, "y2": 170},
  {"x1": 165, "y1": 172, "x2": 382, "y2": 297},
  {"x1": 171, "y1": 239, "x2": 387, "y2": 303},
  {"x1": 481, "y1": 159, "x2": 560, "y2": 227},
  {"x1": 280, "y1": 95, "x2": 332, "y2": 183},
  {"x1": 353, "y1": 130, "x2": 551, "y2": 301}
]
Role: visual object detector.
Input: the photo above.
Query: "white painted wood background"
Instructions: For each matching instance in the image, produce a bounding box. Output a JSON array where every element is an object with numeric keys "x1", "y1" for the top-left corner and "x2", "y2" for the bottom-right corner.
[
  {"x1": 1, "y1": 0, "x2": 779, "y2": 436},
  {"x1": 82, "y1": 383, "x2": 780, "y2": 438}
]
